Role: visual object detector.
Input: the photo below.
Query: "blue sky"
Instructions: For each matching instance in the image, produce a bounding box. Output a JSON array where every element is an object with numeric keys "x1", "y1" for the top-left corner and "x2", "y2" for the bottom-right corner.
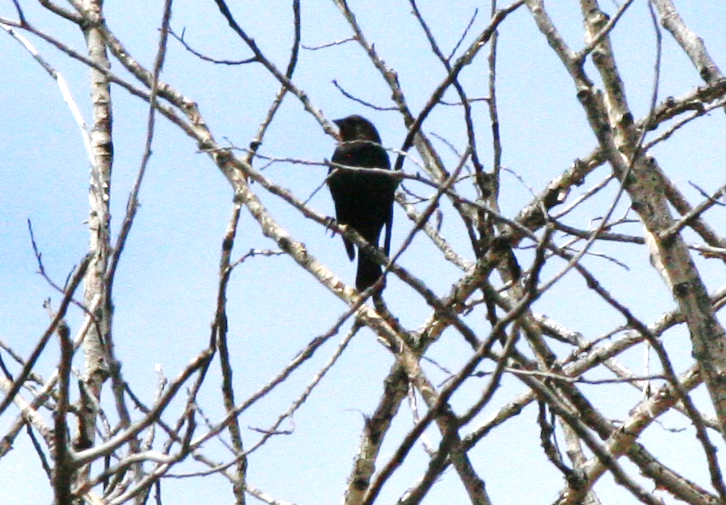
[{"x1": 1, "y1": 1, "x2": 726, "y2": 504}]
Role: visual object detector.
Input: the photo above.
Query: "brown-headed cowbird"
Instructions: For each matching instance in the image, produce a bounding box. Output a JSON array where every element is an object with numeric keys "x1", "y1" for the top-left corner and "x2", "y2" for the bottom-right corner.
[{"x1": 328, "y1": 115, "x2": 399, "y2": 291}]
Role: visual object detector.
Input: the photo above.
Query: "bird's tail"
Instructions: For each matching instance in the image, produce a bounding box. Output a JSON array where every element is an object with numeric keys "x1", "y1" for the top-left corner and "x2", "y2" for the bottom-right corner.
[{"x1": 356, "y1": 250, "x2": 383, "y2": 291}]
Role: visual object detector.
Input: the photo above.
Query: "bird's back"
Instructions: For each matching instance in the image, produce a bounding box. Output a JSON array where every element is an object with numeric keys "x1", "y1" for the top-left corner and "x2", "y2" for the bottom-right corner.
[{"x1": 329, "y1": 141, "x2": 395, "y2": 234}]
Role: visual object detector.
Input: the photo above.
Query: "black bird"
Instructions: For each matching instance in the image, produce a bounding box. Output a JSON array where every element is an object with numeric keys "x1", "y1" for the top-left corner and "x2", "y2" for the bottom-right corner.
[{"x1": 328, "y1": 115, "x2": 399, "y2": 291}]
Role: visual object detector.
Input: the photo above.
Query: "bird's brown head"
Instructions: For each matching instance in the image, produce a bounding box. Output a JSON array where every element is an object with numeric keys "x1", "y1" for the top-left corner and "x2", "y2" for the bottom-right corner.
[{"x1": 334, "y1": 115, "x2": 382, "y2": 143}]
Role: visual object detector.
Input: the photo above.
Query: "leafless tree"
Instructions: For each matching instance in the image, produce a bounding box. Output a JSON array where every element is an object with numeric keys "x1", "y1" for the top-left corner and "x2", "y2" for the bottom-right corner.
[{"x1": 1, "y1": 0, "x2": 726, "y2": 504}]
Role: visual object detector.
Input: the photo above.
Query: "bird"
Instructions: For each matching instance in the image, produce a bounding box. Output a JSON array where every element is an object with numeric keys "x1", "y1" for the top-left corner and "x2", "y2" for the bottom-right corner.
[{"x1": 328, "y1": 115, "x2": 399, "y2": 291}]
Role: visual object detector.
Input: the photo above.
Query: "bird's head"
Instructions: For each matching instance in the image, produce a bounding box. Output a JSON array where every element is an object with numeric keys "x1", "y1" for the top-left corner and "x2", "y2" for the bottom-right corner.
[{"x1": 334, "y1": 115, "x2": 382, "y2": 143}]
